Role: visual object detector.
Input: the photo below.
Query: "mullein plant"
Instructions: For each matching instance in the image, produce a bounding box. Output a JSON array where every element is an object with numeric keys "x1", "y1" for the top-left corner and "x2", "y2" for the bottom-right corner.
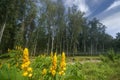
[
  {"x1": 21, "y1": 48, "x2": 32, "y2": 78},
  {"x1": 59, "y1": 52, "x2": 66, "y2": 75},
  {"x1": 50, "y1": 52, "x2": 57, "y2": 76},
  {"x1": 50, "y1": 52, "x2": 66, "y2": 76},
  {"x1": 40, "y1": 52, "x2": 66, "y2": 79}
]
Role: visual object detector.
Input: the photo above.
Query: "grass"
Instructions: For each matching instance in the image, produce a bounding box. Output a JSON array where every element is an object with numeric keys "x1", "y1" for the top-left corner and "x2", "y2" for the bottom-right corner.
[
  {"x1": 66, "y1": 56, "x2": 100, "y2": 63},
  {"x1": 0, "y1": 55, "x2": 120, "y2": 80}
]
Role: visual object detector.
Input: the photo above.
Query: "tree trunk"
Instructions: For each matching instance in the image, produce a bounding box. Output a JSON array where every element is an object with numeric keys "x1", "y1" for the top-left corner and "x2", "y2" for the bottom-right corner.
[
  {"x1": 95, "y1": 42, "x2": 98, "y2": 54},
  {"x1": 59, "y1": 34, "x2": 62, "y2": 54},
  {"x1": 83, "y1": 39, "x2": 86, "y2": 54},
  {"x1": 90, "y1": 40, "x2": 93, "y2": 56},
  {"x1": 102, "y1": 43, "x2": 104, "y2": 53},
  {"x1": 47, "y1": 36, "x2": 50, "y2": 55},
  {"x1": 66, "y1": 40, "x2": 69, "y2": 56},
  {"x1": 0, "y1": 22, "x2": 6, "y2": 44},
  {"x1": 33, "y1": 41, "x2": 37, "y2": 56},
  {"x1": 51, "y1": 37, "x2": 54, "y2": 53}
]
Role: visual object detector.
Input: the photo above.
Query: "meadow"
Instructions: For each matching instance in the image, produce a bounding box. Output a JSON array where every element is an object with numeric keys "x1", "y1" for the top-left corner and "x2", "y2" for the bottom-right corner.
[{"x1": 0, "y1": 48, "x2": 120, "y2": 80}]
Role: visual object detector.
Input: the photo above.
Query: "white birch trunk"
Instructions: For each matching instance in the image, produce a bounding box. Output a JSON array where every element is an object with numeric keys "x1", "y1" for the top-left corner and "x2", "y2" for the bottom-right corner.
[{"x1": 0, "y1": 22, "x2": 6, "y2": 44}]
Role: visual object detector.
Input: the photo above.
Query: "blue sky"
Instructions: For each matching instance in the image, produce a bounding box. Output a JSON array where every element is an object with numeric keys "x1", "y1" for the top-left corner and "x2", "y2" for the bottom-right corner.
[{"x1": 63, "y1": 0, "x2": 120, "y2": 38}]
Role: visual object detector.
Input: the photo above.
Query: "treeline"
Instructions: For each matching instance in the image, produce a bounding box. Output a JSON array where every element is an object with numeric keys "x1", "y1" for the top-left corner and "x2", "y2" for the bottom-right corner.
[{"x1": 0, "y1": 0, "x2": 120, "y2": 56}]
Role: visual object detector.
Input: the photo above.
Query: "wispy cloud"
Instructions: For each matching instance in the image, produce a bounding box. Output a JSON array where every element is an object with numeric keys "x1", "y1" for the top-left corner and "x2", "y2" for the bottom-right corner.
[
  {"x1": 63, "y1": 0, "x2": 120, "y2": 37},
  {"x1": 106, "y1": 0, "x2": 120, "y2": 11},
  {"x1": 101, "y1": 12, "x2": 120, "y2": 37},
  {"x1": 88, "y1": 0, "x2": 114, "y2": 18}
]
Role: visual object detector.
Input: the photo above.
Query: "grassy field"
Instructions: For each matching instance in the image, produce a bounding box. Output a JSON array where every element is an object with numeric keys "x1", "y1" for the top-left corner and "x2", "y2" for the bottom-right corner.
[
  {"x1": 66, "y1": 55, "x2": 120, "y2": 80},
  {"x1": 66, "y1": 56, "x2": 100, "y2": 63},
  {"x1": 0, "y1": 50, "x2": 120, "y2": 80}
]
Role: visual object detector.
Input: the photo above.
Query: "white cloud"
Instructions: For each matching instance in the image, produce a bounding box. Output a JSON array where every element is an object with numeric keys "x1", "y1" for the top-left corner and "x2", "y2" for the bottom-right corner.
[
  {"x1": 64, "y1": 0, "x2": 120, "y2": 38},
  {"x1": 64, "y1": 0, "x2": 90, "y2": 16},
  {"x1": 75, "y1": 0, "x2": 89, "y2": 13},
  {"x1": 106, "y1": 0, "x2": 120, "y2": 11},
  {"x1": 101, "y1": 12, "x2": 120, "y2": 38},
  {"x1": 64, "y1": 0, "x2": 74, "y2": 7}
]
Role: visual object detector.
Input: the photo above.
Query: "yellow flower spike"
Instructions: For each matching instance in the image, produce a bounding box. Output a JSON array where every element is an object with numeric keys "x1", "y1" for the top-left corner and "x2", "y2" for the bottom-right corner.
[
  {"x1": 51, "y1": 70, "x2": 56, "y2": 76},
  {"x1": 62, "y1": 52, "x2": 65, "y2": 61},
  {"x1": 42, "y1": 68, "x2": 47, "y2": 75},
  {"x1": 21, "y1": 48, "x2": 32, "y2": 77},
  {"x1": 50, "y1": 52, "x2": 57, "y2": 76},
  {"x1": 53, "y1": 53, "x2": 57, "y2": 69},
  {"x1": 23, "y1": 48, "x2": 29, "y2": 57},
  {"x1": 59, "y1": 52, "x2": 66, "y2": 76}
]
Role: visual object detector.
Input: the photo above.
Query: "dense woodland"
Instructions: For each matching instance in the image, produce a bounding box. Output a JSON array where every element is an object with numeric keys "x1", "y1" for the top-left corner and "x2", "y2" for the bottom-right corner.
[{"x1": 0, "y1": 0, "x2": 120, "y2": 56}]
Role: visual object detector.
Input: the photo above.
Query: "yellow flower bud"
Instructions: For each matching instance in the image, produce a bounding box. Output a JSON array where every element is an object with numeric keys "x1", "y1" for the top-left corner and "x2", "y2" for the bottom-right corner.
[
  {"x1": 28, "y1": 73, "x2": 32, "y2": 77},
  {"x1": 42, "y1": 68, "x2": 47, "y2": 75},
  {"x1": 23, "y1": 48, "x2": 29, "y2": 56},
  {"x1": 51, "y1": 70, "x2": 56, "y2": 76},
  {"x1": 23, "y1": 71, "x2": 28, "y2": 76},
  {"x1": 63, "y1": 67, "x2": 66, "y2": 71},
  {"x1": 27, "y1": 67, "x2": 32, "y2": 72}
]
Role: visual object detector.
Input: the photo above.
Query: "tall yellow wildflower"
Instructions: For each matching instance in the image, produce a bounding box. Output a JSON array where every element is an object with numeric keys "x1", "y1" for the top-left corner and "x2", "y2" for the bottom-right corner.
[
  {"x1": 59, "y1": 52, "x2": 66, "y2": 75},
  {"x1": 21, "y1": 48, "x2": 32, "y2": 77},
  {"x1": 50, "y1": 53, "x2": 57, "y2": 76},
  {"x1": 42, "y1": 68, "x2": 47, "y2": 75}
]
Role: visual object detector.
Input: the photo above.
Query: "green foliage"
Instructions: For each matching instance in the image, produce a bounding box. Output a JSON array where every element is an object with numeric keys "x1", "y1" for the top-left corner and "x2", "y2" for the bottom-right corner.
[
  {"x1": 0, "y1": 63, "x2": 25, "y2": 80},
  {"x1": 8, "y1": 49, "x2": 22, "y2": 64},
  {"x1": 0, "y1": 53, "x2": 120, "y2": 80},
  {"x1": 31, "y1": 55, "x2": 86, "y2": 80},
  {"x1": 65, "y1": 62, "x2": 85, "y2": 80},
  {"x1": 82, "y1": 62, "x2": 113, "y2": 80},
  {"x1": 31, "y1": 55, "x2": 63, "y2": 80},
  {"x1": 0, "y1": 0, "x2": 116, "y2": 56},
  {"x1": 107, "y1": 49, "x2": 115, "y2": 62},
  {"x1": 31, "y1": 55, "x2": 51, "y2": 79},
  {"x1": 100, "y1": 49, "x2": 120, "y2": 62},
  {"x1": 99, "y1": 50, "x2": 120, "y2": 80}
]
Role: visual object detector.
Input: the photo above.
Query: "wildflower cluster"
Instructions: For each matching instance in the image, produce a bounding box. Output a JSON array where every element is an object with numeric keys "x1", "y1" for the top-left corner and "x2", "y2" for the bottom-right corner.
[
  {"x1": 21, "y1": 48, "x2": 32, "y2": 77},
  {"x1": 50, "y1": 53, "x2": 57, "y2": 76},
  {"x1": 59, "y1": 52, "x2": 66, "y2": 75}
]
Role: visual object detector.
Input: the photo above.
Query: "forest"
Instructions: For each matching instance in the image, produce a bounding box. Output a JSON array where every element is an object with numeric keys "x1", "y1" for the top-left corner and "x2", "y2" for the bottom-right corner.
[
  {"x1": 0, "y1": 0, "x2": 120, "y2": 80},
  {"x1": 0, "y1": 0, "x2": 120, "y2": 55}
]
